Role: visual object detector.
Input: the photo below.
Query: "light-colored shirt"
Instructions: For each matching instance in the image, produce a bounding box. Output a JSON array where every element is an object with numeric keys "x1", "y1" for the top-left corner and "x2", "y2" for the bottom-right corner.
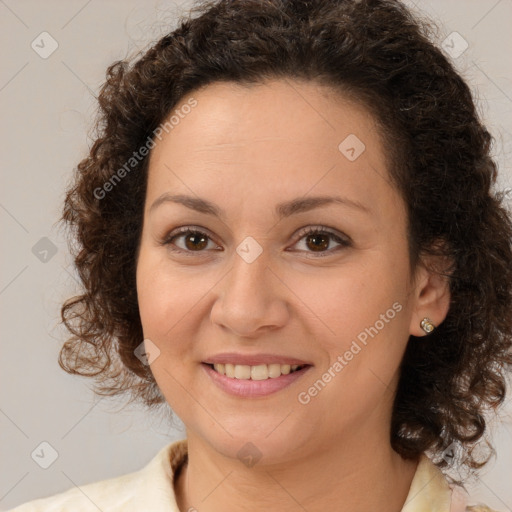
[{"x1": 8, "y1": 439, "x2": 498, "y2": 511}]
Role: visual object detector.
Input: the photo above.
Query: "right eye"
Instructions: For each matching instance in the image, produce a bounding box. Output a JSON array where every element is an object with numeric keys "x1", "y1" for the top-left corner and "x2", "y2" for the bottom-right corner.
[{"x1": 161, "y1": 227, "x2": 222, "y2": 255}]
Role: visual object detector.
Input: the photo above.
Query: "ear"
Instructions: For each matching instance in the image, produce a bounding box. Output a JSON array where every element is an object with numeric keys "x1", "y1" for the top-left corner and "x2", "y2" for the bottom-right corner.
[{"x1": 408, "y1": 249, "x2": 453, "y2": 337}]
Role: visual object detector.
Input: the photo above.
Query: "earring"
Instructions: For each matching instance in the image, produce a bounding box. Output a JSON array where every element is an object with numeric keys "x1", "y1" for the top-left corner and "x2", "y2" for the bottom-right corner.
[{"x1": 420, "y1": 317, "x2": 435, "y2": 334}]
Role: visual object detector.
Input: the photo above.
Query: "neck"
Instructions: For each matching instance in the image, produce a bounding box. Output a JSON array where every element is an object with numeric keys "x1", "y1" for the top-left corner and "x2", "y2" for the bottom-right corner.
[{"x1": 174, "y1": 427, "x2": 419, "y2": 512}]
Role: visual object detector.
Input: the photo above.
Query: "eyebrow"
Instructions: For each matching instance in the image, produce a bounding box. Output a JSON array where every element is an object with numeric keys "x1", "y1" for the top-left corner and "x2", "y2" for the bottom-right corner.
[{"x1": 148, "y1": 193, "x2": 371, "y2": 219}]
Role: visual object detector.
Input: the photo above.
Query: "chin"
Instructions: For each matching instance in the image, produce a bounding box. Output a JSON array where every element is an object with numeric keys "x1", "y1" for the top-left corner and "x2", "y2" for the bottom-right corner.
[{"x1": 193, "y1": 421, "x2": 314, "y2": 467}]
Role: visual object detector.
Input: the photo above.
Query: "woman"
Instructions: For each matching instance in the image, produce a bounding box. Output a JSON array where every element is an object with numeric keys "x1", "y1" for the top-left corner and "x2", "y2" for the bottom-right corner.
[{"x1": 10, "y1": 0, "x2": 511, "y2": 510}]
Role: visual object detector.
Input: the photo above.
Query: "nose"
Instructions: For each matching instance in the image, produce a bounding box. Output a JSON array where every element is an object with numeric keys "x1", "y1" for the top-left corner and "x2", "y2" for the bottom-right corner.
[{"x1": 210, "y1": 248, "x2": 290, "y2": 338}]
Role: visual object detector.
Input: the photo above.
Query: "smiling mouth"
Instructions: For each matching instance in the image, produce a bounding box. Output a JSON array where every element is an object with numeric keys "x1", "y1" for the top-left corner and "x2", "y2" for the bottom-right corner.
[{"x1": 206, "y1": 363, "x2": 309, "y2": 380}]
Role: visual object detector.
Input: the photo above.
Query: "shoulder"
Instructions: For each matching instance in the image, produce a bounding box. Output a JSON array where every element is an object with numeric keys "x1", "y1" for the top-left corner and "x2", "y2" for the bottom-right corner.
[
  {"x1": 407, "y1": 454, "x2": 501, "y2": 512},
  {"x1": 7, "y1": 439, "x2": 188, "y2": 512},
  {"x1": 7, "y1": 470, "x2": 140, "y2": 512}
]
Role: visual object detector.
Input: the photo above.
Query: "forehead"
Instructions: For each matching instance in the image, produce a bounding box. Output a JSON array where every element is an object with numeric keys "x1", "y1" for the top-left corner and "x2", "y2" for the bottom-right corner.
[
  {"x1": 154, "y1": 79, "x2": 377, "y2": 153},
  {"x1": 146, "y1": 79, "x2": 401, "y2": 221}
]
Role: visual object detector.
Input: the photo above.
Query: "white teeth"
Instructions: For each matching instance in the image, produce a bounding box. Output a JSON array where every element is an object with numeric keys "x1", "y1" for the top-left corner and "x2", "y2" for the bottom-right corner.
[
  {"x1": 251, "y1": 364, "x2": 268, "y2": 381},
  {"x1": 225, "y1": 363, "x2": 235, "y2": 378},
  {"x1": 234, "y1": 365, "x2": 251, "y2": 379},
  {"x1": 268, "y1": 363, "x2": 282, "y2": 378},
  {"x1": 212, "y1": 363, "x2": 304, "y2": 380},
  {"x1": 281, "y1": 364, "x2": 291, "y2": 375}
]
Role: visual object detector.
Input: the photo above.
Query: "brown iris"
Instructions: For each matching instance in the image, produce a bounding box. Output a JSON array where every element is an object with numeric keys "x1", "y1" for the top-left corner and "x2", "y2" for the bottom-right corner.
[
  {"x1": 305, "y1": 233, "x2": 329, "y2": 252},
  {"x1": 184, "y1": 232, "x2": 208, "y2": 251}
]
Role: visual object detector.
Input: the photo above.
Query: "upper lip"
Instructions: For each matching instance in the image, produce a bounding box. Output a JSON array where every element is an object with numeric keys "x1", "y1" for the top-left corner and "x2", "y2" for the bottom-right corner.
[{"x1": 203, "y1": 353, "x2": 312, "y2": 366}]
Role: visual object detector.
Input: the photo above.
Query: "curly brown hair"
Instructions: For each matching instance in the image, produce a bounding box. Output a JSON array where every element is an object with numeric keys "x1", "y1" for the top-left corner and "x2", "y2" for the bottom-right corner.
[{"x1": 59, "y1": 0, "x2": 512, "y2": 481}]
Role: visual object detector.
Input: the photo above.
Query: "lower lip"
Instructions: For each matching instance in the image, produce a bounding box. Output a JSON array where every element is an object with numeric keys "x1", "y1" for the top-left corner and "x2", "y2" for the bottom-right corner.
[{"x1": 202, "y1": 363, "x2": 312, "y2": 398}]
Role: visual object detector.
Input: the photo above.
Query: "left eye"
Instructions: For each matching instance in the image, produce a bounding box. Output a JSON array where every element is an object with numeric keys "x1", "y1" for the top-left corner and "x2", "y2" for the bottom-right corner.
[{"x1": 291, "y1": 226, "x2": 350, "y2": 256}]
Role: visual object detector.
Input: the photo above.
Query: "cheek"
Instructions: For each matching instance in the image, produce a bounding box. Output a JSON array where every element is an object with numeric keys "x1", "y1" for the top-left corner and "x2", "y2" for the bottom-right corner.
[
  {"x1": 294, "y1": 257, "x2": 410, "y2": 393},
  {"x1": 294, "y1": 262, "x2": 402, "y2": 340},
  {"x1": 136, "y1": 251, "x2": 186, "y2": 342},
  {"x1": 136, "y1": 255, "x2": 198, "y2": 406},
  {"x1": 136, "y1": 249, "x2": 217, "y2": 363},
  {"x1": 299, "y1": 278, "x2": 408, "y2": 412}
]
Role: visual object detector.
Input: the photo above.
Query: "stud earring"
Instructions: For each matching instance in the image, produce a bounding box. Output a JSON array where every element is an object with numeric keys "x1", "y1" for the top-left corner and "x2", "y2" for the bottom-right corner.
[{"x1": 420, "y1": 317, "x2": 435, "y2": 334}]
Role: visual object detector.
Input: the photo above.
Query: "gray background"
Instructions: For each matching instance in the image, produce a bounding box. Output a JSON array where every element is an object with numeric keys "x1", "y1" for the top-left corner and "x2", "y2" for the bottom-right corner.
[{"x1": 1, "y1": 0, "x2": 511, "y2": 510}]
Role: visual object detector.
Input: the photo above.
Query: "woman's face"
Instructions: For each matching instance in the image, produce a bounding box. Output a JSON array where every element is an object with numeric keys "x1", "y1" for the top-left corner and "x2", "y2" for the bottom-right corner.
[{"x1": 136, "y1": 79, "x2": 439, "y2": 463}]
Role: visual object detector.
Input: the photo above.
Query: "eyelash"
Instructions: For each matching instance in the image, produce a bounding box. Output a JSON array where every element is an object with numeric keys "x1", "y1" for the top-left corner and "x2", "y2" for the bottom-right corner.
[{"x1": 160, "y1": 225, "x2": 351, "y2": 258}]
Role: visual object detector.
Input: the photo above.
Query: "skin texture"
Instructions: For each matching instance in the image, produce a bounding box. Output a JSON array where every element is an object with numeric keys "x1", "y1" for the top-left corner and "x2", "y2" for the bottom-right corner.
[{"x1": 136, "y1": 79, "x2": 451, "y2": 512}]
